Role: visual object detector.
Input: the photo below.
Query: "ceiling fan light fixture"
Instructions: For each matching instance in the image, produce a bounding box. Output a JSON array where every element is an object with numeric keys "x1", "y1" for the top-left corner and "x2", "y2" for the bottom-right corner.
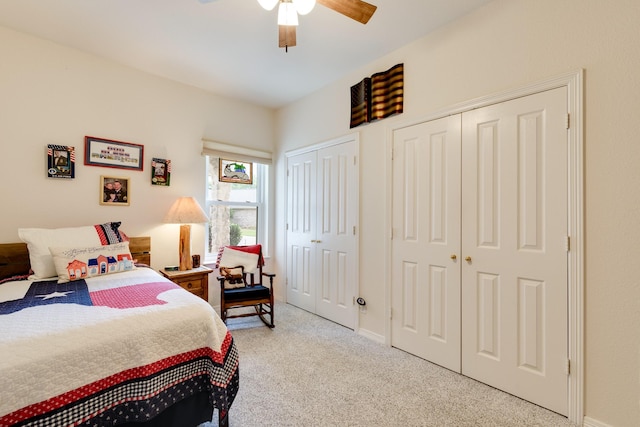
[
  {"x1": 277, "y1": 1, "x2": 299, "y2": 26},
  {"x1": 257, "y1": 0, "x2": 279, "y2": 10},
  {"x1": 292, "y1": 0, "x2": 316, "y2": 15}
]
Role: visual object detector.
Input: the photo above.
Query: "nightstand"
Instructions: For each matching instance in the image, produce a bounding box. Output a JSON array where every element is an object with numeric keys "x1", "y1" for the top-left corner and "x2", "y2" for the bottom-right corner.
[{"x1": 160, "y1": 266, "x2": 212, "y2": 302}]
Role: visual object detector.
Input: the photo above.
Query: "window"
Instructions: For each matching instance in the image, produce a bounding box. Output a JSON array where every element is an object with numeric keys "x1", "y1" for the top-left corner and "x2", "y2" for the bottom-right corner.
[{"x1": 205, "y1": 156, "x2": 269, "y2": 262}]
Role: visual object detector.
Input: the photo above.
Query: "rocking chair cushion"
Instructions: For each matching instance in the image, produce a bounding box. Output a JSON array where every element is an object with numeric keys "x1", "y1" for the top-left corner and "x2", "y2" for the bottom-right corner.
[{"x1": 223, "y1": 285, "x2": 270, "y2": 302}]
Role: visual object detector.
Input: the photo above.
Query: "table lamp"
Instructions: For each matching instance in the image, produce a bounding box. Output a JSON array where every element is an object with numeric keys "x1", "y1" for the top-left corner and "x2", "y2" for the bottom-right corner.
[{"x1": 163, "y1": 197, "x2": 209, "y2": 271}]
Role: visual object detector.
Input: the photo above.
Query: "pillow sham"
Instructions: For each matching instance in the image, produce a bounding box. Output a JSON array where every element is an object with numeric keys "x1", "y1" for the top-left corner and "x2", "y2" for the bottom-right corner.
[
  {"x1": 49, "y1": 241, "x2": 134, "y2": 283},
  {"x1": 18, "y1": 222, "x2": 125, "y2": 279}
]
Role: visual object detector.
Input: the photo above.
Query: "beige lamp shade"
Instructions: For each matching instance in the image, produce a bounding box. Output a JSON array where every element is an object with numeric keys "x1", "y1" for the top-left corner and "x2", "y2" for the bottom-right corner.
[
  {"x1": 163, "y1": 197, "x2": 209, "y2": 224},
  {"x1": 164, "y1": 197, "x2": 209, "y2": 271}
]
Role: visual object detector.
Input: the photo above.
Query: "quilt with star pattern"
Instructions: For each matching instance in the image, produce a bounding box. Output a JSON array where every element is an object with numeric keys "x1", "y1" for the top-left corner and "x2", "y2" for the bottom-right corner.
[{"x1": 0, "y1": 267, "x2": 239, "y2": 426}]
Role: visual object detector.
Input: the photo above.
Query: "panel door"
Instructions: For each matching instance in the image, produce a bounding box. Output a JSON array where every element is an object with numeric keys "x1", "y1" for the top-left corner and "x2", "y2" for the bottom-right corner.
[
  {"x1": 286, "y1": 150, "x2": 317, "y2": 312},
  {"x1": 315, "y1": 142, "x2": 358, "y2": 328},
  {"x1": 461, "y1": 87, "x2": 568, "y2": 415},
  {"x1": 391, "y1": 115, "x2": 462, "y2": 372}
]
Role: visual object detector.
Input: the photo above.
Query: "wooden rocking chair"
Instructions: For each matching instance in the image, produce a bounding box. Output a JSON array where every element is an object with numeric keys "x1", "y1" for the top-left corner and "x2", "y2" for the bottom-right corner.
[{"x1": 216, "y1": 244, "x2": 275, "y2": 328}]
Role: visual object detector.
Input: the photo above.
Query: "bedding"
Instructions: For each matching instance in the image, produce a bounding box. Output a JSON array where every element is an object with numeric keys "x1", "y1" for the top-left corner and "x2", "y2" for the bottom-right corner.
[{"x1": 0, "y1": 267, "x2": 239, "y2": 426}]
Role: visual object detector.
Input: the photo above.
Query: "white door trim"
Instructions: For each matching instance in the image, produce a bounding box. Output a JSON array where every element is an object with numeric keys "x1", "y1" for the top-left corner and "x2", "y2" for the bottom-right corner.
[
  {"x1": 285, "y1": 133, "x2": 359, "y2": 157},
  {"x1": 384, "y1": 70, "x2": 584, "y2": 424}
]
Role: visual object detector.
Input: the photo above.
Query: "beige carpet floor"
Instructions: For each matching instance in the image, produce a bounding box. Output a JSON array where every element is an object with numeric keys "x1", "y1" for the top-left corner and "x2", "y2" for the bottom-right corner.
[{"x1": 204, "y1": 302, "x2": 574, "y2": 427}]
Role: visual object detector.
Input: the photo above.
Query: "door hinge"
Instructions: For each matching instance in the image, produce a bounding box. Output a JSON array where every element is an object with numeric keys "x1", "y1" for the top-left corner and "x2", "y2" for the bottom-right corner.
[
  {"x1": 286, "y1": 223, "x2": 289, "y2": 231},
  {"x1": 565, "y1": 358, "x2": 571, "y2": 375},
  {"x1": 353, "y1": 226, "x2": 356, "y2": 235},
  {"x1": 389, "y1": 307, "x2": 393, "y2": 320},
  {"x1": 565, "y1": 235, "x2": 570, "y2": 252},
  {"x1": 353, "y1": 156, "x2": 357, "y2": 166},
  {"x1": 565, "y1": 113, "x2": 570, "y2": 130}
]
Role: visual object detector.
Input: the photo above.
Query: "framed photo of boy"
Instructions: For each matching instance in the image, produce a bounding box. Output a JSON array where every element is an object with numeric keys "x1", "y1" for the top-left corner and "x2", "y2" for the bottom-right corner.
[{"x1": 100, "y1": 176, "x2": 130, "y2": 206}]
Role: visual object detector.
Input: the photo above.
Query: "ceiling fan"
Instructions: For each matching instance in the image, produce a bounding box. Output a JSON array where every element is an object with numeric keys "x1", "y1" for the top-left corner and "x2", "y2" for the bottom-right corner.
[{"x1": 199, "y1": 0, "x2": 377, "y2": 51}]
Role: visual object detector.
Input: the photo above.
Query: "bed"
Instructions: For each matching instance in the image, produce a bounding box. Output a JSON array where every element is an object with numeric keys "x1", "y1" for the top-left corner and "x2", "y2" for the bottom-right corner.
[{"x1": 0, "y1": 223, "x2": 239, "y2": 427}]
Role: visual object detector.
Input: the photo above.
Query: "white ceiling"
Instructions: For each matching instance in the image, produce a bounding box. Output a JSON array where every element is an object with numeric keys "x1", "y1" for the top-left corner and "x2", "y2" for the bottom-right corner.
[{"x1": 0, "y1": 0, "x2": 492, "y2": 108}]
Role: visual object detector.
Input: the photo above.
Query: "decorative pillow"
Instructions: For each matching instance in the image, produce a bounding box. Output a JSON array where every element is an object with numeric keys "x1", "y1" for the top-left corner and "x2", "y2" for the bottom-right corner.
[
  {"x1": 18, "y1": 222, "x2": 124, "y2": 279},
  {"x1": 218, "y1": 247, "x2": 259, "y2": 273},
  {"x1": 49, "y1": 242, "x2": 135, "y2": 283},
  {"x1": 220, "y1": 266, "x2": 246, "y2": 289}
]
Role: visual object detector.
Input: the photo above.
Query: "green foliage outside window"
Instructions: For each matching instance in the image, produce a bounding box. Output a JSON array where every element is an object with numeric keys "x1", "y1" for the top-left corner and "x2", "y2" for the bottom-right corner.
[{"x1": 230, "y1": 223, "x2": 242, "y2": 246}]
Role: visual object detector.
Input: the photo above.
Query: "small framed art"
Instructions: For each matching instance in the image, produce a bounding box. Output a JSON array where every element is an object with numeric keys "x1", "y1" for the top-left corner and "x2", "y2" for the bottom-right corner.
[
  {"x1": 85, "y1": 136, "x2": 144, "y2": 171},
  {"x1": 100, "y1": 176, "x2": 130, "y2": 206},
  {"x1": 47, "y1": 145, "x2": 75, "y2": 179},
  {"x1": 151, "y1": 158, "x2": 171, "y2": 186},
  {"x1": 219, "y1": 159, "x2": 253, "y2": 184}
]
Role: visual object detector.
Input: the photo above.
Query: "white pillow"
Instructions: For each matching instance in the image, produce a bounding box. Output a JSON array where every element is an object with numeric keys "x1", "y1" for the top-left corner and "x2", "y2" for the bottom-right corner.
[
  {"x1": 218, "y1": 247, "x2": 259, "y2": 273},
  {"x1": 49, "y1": 242, "x2": 135, "y2": 283},
  {"x1": 18, "y1": 222, "x2": 124, "y2": 279}
]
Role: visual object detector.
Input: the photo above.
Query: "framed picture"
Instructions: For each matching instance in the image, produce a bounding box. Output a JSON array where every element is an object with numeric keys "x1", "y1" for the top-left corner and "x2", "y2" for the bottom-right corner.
[
  {"x1": 100, "y1": 176, "x2": 130, "y2": 206},
  {"x1": 47, "y1": 145, "x2": 75, "y2": 179},
  {"x1": 219, "y1": 159, "x2": 253, "y2": 184},
  {"x1": 151, "y1": 158, "x2": 171, "y2": 186},
  {"x1": 84, "y1": 136, "x2": 144, "y2": 171}
]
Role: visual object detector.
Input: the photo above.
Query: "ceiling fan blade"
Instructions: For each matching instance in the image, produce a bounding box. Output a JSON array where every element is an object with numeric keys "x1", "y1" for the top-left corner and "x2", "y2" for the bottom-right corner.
[
  {"x1": 279, "y1": 25, "x2": 297, "y2": 51},
  {"x1": 317, "y1": 0, "x2": 377, "y2": 24}
]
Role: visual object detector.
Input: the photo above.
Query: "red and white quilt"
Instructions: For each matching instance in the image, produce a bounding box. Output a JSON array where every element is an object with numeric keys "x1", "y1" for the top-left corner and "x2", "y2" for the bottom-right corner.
[{"x1": 0, "y1": 268, "x2": 239, "y2": 426}]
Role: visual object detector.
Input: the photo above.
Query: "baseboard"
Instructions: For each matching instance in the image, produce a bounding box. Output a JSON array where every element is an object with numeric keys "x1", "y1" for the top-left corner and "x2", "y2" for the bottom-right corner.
[
  {"x1": 357, "y1": 327, "x2": 385, "y2": 344},
  {"x1": 583, "y1": 416, "x2": 613, "y2": 427}
]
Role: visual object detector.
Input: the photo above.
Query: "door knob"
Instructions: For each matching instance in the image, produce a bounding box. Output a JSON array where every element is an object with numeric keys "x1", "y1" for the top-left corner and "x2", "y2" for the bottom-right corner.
[
  {"x1": 450, "y1": 254, "x2": 457, "y2": 261},
  {"x1": 465, "y1": 256, "x2": 472, "y2": 262}
]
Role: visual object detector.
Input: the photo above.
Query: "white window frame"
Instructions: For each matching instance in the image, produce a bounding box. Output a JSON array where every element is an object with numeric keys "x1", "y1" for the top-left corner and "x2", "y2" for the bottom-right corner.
[{"x1": 204, "y1": 158, "x2": 269, "y2": 263}]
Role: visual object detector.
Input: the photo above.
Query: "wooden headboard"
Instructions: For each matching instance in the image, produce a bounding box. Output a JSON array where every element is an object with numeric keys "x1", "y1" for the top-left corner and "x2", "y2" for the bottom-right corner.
[{"x1": 0, "y1": 236, "x2": 151, "y2": 281}]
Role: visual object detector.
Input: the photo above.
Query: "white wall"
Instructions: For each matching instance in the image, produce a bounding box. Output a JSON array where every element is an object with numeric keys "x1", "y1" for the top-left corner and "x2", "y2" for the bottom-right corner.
[
  {"x1": 0, "y1": 25, "x2": 274, "y2": 283},
  {"x1": 274, "y1": 1, "x2": 640, "y2": 426}
]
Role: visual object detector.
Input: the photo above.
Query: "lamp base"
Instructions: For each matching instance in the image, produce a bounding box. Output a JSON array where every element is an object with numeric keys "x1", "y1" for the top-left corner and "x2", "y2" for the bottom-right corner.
[{"x1": 179, "y1": 224, "x2": 193, "y2": 271}]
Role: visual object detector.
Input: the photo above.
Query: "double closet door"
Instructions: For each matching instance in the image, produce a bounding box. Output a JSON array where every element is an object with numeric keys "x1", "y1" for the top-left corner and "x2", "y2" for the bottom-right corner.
[
  {"x1": 391, "y1": 87, "x2": 569, "y2": 415},
  {"x1": 286, "y1": 138, "x2": 358, "y2": 329}
]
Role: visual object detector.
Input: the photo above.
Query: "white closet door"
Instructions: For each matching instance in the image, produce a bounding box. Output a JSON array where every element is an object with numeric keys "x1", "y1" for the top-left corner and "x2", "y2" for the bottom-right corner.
[
  {"x1": 461, "y1": 87, "x2": 568, "y2": 415},
  {"x1": 286, "y1": 150, "x2": 317, "y2": 312},
  {"x1": 286, "y1": 138, "x2": 359, "y2": 328},
  {"x1": 391, "y1": 115, "x2": 462, "y2": 372},
  {"x1": 315, "y1": 142, "x2": 358, "y2": 328}
]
